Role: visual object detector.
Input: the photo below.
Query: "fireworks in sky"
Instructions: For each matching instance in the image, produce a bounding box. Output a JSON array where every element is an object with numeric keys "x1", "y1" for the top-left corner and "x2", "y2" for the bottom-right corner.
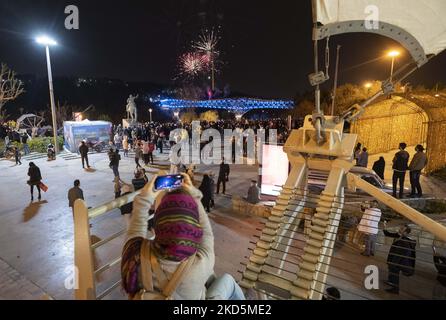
[
  {"x1": 177, "y1": 29, "x2": 222, "y2": 82},
  {"x1": 179, "y1": 52, "x2": 205, "y2": 77},
  {"x1": 193, "y1": 30, "x2": 220, "y2": 56}
]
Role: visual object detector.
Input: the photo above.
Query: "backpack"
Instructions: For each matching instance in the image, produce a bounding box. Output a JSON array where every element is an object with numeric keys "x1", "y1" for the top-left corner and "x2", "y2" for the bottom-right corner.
[{"x1": 133, "y1": 239, "x2": 196, "y2": 300}]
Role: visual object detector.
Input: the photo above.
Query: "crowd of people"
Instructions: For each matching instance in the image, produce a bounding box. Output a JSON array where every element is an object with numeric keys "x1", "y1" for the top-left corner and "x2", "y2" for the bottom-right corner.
[{"x1": 354, "y1": 142, "x2": 428, "y2": 198}]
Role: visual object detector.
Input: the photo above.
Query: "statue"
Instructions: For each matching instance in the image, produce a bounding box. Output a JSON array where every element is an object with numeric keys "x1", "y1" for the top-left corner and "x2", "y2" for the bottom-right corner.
[{"x1": 126, "y1": 94, "x2": 138, "y2": 123}]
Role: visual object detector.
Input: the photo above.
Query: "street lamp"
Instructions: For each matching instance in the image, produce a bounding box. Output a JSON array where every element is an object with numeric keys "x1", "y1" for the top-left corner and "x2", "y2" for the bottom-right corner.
[
  {"x1": 36, "y1": 35, "x2": 59, "y2": 154},
  {"x1": 387, "y1": 50, "x2": 400, "y2": 82},
  {"x1": 149, "y1": 108, "x2": 153, "y2": 123},
  {"x1": 364, "y1": 82, "x2": 373, "y2": 96}
]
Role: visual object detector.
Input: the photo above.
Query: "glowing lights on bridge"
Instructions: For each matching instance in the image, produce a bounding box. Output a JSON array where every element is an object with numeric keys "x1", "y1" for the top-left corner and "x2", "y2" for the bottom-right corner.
[{"x1": 159, "y1": 98, "x2": 294, "y2": 112}]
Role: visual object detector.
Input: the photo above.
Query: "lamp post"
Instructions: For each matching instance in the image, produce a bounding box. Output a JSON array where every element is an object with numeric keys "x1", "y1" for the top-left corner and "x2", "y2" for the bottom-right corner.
[
  {"x1": 149, "y1": 108, "x2": 153, "y2": 123},
  {"x1": 36, "y1": 36, "x2": 59, "y2": 154},
  {"x1": 364, "y1": 82, "x2": 373, "y2": 96},
  {"x1": 387, "y1": 50, "x2": 400, "y2": 82}
]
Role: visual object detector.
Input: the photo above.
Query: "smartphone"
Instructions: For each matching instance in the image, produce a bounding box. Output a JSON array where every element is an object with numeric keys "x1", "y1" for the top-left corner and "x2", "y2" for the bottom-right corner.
[{"x1": 154, "y1": 175, "x2": 184, "y2": 191}]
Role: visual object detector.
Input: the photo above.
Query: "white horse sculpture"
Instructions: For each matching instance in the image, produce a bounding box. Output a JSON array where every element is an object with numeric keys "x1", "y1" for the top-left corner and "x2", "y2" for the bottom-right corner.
[{"x1": 126, "y1": 94, "x2": 138, "y2": 122}]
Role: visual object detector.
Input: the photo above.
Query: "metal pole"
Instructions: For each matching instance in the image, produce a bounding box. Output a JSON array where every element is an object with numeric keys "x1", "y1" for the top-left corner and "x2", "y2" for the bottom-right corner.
[
  {"x1": 331, "y1": 45, "x2": 341, "y2": 116},
  {"x1": 150, "y1": 111, "x2": 153, "y2": 123},
  {"x1": 46, "y1": 46, "x2": 58, "y2": 154}
]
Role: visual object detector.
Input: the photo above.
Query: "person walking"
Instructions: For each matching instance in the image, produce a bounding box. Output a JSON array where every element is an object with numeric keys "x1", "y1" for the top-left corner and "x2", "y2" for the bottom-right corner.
[
  {"x1": 216, "y1": 160, "x2": 230, "y2": 195},
  {"x1": 392, "y1": 142, "x2": 410, "y2": 198},
  {"x1": 408, "y1": 145, "x2": 428, "y2": 198},
  {"x1": 14, "y1": 147, "x2": 22, "y2": 166},
  {"x1": 27, "y1": 162, "x2": 42, "y2": 201},
  {"x1": 68, "y1": 180, "x2": 84, "y2": 215},
  {"x1": 354, "y1": 143, "x2": 362, "y2": 165},
  {"x1": 199, "y1": 174, "x2": 213, "y2": 213},
  {"x1": 383, "y1": 223, "x2": 416, "y2": 294},
  {"x1": 79, "y1": 141, "x2": 90, "y2": 169},
  {"x1": 357, "y1": 147, "x2": 369, "y2": 168},
  {"x1": 372, "y1": 156, "x2": 386, "y2": 180},
  {"x1": 157, "y1": 136, "x2": 164, "y2": 154},
  {"x1": 358, "y1": 201, "x2": 382, "y2": 256}
]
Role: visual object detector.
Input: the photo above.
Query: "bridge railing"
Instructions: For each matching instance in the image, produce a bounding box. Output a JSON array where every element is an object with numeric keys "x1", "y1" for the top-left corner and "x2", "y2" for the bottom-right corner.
[{"x1": 73, "y1": 191, "x2": 153, "y2": 300}]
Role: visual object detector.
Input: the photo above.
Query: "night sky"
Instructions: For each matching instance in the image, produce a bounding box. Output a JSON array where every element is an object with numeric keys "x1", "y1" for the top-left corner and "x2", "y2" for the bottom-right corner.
[{"x1": 1, "y1": 0, "x2": 446, "y2": 99}]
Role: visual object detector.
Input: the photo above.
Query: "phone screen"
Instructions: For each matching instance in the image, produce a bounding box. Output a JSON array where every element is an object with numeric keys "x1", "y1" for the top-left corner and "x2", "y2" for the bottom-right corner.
[{"x1": 154, "y1": 175, "x2": 184, "y2": 191}]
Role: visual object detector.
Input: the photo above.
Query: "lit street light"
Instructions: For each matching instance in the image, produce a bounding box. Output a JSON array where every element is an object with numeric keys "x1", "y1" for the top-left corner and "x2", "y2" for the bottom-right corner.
[
  {"x1": 364, "y1": 82, "x2": 373, "y2": 96},
  {"x1": 387, "y1": 50, "x2": 400, "y2": 82},
  {"x1": 36, "y1": 35, "x2": 59, "y2": 154},
  {"x1": 149, "y1": 108, "x2": 153, "y2": 123}
]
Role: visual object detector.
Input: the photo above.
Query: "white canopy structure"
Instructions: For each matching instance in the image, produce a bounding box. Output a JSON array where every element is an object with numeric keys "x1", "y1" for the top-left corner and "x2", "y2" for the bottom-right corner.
[{"x1": 314, "y1": 0, "x2": 446, "y2": 66}]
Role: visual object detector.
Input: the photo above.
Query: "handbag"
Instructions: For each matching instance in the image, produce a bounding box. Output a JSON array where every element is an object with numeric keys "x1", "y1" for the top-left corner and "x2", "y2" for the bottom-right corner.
[
  {"x1": 39, "y1": 182, "x2": 49, "y2": 192},
  {"x1": 134, "y1": 239, "x2": 195, "y2": 300}
]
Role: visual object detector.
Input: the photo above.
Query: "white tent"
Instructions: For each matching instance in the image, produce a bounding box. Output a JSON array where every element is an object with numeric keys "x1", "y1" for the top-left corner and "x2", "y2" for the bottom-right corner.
[{"x1": 315, "y1": 0, "x2": 446, "y2": 66}]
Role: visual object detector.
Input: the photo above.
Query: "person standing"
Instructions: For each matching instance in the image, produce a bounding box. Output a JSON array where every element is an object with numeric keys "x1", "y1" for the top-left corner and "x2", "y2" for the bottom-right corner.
[
  {"x1": 432, "y1": 246, "x2": 446, "y2": 300},
  {"x1": 199, "y1": 174, "x2": 213, "y2": 213},
  {"x1": 134, "y1": 143, "x2": 143, "y2": 169},
  {"x1": 68, "y1": 180, "x2": 84, "y2": 215},
  {"x1": 357, "y1": 147, "x2": 369, "y2": 168},
  {"x1": 114, "y1": 133, "x2": 122, "y2": 150},
  {"x1": 383, "y1": 223, "x2": 416, "y2": 294},
  {"x1": 21, "y1": 132, "x2": 30, "y2": 155},
  {"x1": 246, "y1": 180, "x2": 261, "y2": 204},
  {"x1": 79, "y1": 141, "x2": 90, "y2": 169},
  {"x1": 392, "y1": 142, "x2": 410, "y2": 198},
  {"x1": 142, "y1": 140, "x2": 149, "y2": 166},
  {"x1": 14, "y1": 147, "x2": 22, "y2": 166},
  {"x1": 354, "y1": 143, "x2": 362, "y2": 165},
  {"x1": 408, "y1": 145, "x2": 428, "y2": 198},
  {"x1": 148, "y1": 140, "x2": 155, "y2": 165},
  {"x1": 216, "y1": 160, "x2": 230, "y2": 195},
  {"x1": 109, "y1": 148, "x2": 121, "y2": 178},
  {"x1": 123, "y1": 135, "x2": 129, "y2": 157},
  {"x1": 27, "y1": 162, "x2": 42, "y2": 201},
  {"x1": 358, "y1": 201, "x2": 382, "y2": 256},
  {"x1": 372, "y1": 156, "x2": 386, "y2": 180},
  {"x1": 157, "y1": 136, "x2": 164, "y2": 154}
]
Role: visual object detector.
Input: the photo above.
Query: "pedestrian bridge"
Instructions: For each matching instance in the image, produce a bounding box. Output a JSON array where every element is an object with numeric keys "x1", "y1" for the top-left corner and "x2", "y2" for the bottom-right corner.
[{"x1": 159, "y1": 98, "x2": 294, "y2": 114}]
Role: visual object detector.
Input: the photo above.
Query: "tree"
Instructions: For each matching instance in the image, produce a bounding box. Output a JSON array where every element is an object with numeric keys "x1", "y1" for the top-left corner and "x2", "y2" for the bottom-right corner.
[
  {"x1": 0, "y1": 63, "x2": 25, "y2": 114},
  {"x1": 200, "y1": 110, "x2": 219, "y2": 122},
  {"x1": 180, "y1": 109, "x2": 198, "y2": 123},
  {"x1": 98, "y1": 114, "x2": 112, "y2": 122}
]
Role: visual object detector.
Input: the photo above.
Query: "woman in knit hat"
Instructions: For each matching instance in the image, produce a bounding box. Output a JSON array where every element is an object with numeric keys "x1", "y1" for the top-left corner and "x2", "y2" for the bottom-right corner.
[{"x1": 121, "y1": 173, "x2": 245, "y2": 300}]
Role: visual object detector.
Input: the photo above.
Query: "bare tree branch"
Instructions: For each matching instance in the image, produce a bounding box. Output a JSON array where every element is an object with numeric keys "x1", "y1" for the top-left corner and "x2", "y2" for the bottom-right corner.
[{"x1": 0, "y1": 63, "x2": 25, "y2": 112}]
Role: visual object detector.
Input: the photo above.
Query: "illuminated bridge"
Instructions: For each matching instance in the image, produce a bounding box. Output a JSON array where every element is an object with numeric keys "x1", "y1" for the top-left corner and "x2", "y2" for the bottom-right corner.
[{"x1": 159, "y1": 98, "x2": 294, "y2": 114}]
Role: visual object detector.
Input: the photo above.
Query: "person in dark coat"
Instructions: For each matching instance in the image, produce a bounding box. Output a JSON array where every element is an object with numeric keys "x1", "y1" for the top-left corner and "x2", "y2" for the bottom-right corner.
[
  {"x1": 392, "y1": 142, "x2": 410, "y2": 198},
  {"x1": 216, "y1": 160, "x2": 230, "y2": 195},
  {"x1": 132, "y1": 169, "x2": 148, "y2": 191},
  {"x1": 432, "y1": 245, "x2": 446, "y2": 299},
  {"x1": 383, "y1": 223, "x2": 416, "y2": 294},
  {"x1": 199, "y1": 174, "x2": 213, "y2": 213},
  {"x1": 27, "y1": 162, "x2": 42, "y2": 201},
  {"x1": 109, "y1": 148, "x2": 121, "y2": 178},
  {"x1": 372, "y1": 156, "x2": 386, "y2": 180},
  {"x1": 79, "y1": 141, "x2": 90, "y2": 169},
  {"x1": 14, "y1": 147, "x2": 22, "y2": 166}
]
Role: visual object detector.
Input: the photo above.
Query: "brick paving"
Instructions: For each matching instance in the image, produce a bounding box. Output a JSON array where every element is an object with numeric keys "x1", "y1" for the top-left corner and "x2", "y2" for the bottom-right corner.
[{"x1": 0, "y1": 258, "x2": 50, "y2": 300}]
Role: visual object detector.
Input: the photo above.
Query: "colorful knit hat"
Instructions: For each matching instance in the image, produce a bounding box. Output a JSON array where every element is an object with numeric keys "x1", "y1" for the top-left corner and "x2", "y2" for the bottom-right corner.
[{"x1": 152, "y1": 191, "x2": 203, "y2": 262}]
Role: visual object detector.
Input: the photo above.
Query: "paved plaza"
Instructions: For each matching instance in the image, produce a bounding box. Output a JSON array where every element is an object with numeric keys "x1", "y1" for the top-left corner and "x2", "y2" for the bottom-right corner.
[{"x1": 0, "y1": 147, "x2": 445, "y2": 300}]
